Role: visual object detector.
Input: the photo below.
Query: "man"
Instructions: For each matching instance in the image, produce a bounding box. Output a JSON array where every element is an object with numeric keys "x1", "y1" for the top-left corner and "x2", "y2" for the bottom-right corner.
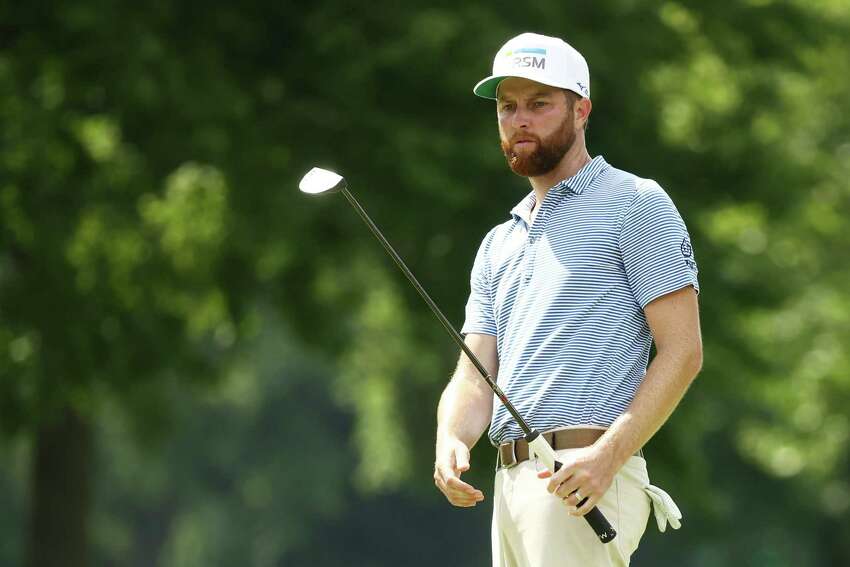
[{"x1": 433, "y1": 33, "x2": 703, "y2": 566}]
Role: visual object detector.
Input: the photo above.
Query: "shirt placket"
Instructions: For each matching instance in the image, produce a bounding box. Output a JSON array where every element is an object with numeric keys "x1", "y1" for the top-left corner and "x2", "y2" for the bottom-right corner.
[{"x1": 521, "y1": 190, "x2": 566, "y2": 285}]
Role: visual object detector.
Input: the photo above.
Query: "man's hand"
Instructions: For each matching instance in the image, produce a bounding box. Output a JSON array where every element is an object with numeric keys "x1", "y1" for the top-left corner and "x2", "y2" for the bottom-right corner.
[
  {"x1": 537, "y1": 444, "x2": 617, "y2": 516},
  {"x1": 434, "y1": 436, "x2": 484, "y2": 507}
]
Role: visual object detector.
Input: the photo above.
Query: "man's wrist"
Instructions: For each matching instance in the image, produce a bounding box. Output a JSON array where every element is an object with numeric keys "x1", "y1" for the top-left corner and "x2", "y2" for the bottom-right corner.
[
  {"x1": 596, "y1": 426, "x2": 638, "y2": 470},
  {"x1": 437, "y1": 426, "x2": 464, "y2": 447}
]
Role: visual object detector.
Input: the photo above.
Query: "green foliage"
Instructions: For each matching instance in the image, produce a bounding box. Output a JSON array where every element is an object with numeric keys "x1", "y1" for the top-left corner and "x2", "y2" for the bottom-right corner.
[
  {"x1": 89, "y1": 319, "x2": 352, "y2": 565},
  {"x1": 0, "y1": 0, "x2": 849, "y2": 565}
]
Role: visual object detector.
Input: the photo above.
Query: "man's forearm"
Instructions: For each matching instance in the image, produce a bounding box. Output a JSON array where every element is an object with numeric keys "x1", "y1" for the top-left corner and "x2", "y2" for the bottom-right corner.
[
  {"x1": 437, "y1": 373, "x2": 493, "y2": 448},
  {"x1": 437, "y1": 334, "x2": 498, "y2": 449},
  {"x1": 433, "y1": 342, "x2": 496, "y2": 507},
  {"x1": 599, "y1": 345, "x2": 702, "y2": 469}
]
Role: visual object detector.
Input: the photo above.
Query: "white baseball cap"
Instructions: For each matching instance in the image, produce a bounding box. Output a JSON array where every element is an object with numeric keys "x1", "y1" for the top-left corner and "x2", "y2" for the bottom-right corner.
[{"x1": 473, "y1": 32, "x2": 590, "y2": 100}]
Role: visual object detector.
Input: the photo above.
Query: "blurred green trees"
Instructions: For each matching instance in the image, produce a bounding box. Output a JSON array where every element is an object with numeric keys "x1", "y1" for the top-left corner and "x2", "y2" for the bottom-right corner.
[{"x1": 1, "y1": 1, "x2": 849, "y2": 565}]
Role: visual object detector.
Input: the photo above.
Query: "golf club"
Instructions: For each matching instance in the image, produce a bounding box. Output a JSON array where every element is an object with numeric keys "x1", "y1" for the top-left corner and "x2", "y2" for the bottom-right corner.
[{"x1": 299, "y1": 166, "x2": 617, "y2": 544}]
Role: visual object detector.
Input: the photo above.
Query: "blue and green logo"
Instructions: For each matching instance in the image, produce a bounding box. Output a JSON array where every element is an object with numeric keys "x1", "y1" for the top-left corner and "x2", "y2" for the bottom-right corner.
[
  {"x1": 504, "y1": 48, "x2": 547, "y2": 69},
  {"x1": 504, "y1": 48, "x2": 547, "y2": 56}
]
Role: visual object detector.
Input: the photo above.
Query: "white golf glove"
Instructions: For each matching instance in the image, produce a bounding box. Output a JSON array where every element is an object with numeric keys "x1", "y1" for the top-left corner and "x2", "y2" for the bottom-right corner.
[{"x1": 643, "y1": 484, "x2": 682, "y2": 532}]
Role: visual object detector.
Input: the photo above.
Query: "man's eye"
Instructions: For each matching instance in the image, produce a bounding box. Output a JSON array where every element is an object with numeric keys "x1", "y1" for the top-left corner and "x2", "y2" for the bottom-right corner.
[
  {"x1": 533, "y1": 101, "x2": 547, "y2": 108},
  {"x1": 501, "y1": 103, "x2": 515, "y2": 112}
]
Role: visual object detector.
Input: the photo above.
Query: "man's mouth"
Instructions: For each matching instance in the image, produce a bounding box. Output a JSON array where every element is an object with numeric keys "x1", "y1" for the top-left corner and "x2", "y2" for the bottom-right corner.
[{"x1": 513, "y1": 139, "x2": 537, "y2": 150}]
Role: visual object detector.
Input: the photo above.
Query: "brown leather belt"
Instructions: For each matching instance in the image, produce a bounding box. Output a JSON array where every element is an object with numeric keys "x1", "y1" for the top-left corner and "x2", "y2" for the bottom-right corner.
[{"x1": 496, "y1": 428, "x2": 644, "y2": 469}]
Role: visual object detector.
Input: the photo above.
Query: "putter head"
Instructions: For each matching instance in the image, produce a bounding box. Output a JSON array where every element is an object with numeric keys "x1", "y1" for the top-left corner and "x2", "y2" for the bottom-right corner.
[{"x1": 299, "y1": 167, "x2": 346, "y2": 195}]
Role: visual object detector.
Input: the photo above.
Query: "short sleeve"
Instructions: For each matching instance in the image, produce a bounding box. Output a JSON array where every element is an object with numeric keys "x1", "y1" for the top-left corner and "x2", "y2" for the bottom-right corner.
[
  {"x1": 461, "y1": 229, "x2": 498, "y2": 336},
  {"x1": 618, "y1": 180, "x2": 700, "y2": 308}
]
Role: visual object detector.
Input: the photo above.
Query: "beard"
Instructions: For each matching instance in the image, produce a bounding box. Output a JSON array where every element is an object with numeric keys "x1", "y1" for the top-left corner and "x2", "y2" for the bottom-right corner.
[{"x1": 500, "y1": 113, "x2": 577, "y2": 177}]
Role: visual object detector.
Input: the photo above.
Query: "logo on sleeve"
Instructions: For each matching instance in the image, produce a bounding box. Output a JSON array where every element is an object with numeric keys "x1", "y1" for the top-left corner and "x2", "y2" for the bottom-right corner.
[
  {"x1": 681, "y1": 237, "x2": 696, "y2": 270},
  {"x1": 681, "y1": 237, "x2": 692, "y2": 258}
]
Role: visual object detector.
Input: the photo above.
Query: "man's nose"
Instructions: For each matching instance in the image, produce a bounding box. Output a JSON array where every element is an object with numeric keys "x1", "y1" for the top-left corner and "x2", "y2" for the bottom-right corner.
[{"x1": 511, "y1": 106, "x2": 531, "y2": 129}]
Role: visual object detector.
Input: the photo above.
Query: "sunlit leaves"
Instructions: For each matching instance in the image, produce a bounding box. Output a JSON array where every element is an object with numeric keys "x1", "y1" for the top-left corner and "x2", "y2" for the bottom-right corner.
[
  {"x1": 72, "y1": 115, "x2": 121, "y2": 163},
  {"x1": 333, "y1": 256, "x2": 414, "y2": 492},
  {"x1": 141, "y1": 163, "x2": 229, "y2": 276}
]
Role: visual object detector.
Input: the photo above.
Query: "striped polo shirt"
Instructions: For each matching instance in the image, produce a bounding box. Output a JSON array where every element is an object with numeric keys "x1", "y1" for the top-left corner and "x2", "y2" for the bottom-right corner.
[{"x1": 461, "y1": 156, "x2": 699, "y2": 445}]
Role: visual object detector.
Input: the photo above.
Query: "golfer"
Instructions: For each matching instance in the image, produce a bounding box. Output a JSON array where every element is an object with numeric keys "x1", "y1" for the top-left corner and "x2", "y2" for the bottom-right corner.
[{"x1": 434, "y1": 32, "x2": 702, "y2": 566}]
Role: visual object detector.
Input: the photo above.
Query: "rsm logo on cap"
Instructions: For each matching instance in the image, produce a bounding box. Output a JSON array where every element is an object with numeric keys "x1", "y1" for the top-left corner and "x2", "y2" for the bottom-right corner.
[
  {"x1": 504, "y1": 48, "x2": 546, "y2": 70},
  {"x1": 474, "y1": 34, "x2": 589, "y2": 100}
]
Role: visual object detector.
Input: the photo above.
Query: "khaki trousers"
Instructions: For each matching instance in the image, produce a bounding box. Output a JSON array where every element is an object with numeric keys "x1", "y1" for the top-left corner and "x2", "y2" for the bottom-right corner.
[{"x1": 492, "y1": 449, "x2": 652, "y2": 567}]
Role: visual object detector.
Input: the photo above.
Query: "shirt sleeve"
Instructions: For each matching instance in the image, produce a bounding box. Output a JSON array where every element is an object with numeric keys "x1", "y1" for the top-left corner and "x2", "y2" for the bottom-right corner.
[
  {"x1": 618, "y1": 180, "x2": 700, "y2": 308},
  {"x1": 461, "y1": 228, "x2": 498, "y2": 336}
]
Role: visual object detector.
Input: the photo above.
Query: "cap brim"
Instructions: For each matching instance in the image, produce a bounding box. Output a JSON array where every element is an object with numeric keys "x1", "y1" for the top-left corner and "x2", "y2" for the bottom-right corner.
[
  {"x1": 472, "y1": 75, "x2": 507, "y2": 100},
  {"x1": 473, "y1": 73, "x2": 585, "y2": 100}
]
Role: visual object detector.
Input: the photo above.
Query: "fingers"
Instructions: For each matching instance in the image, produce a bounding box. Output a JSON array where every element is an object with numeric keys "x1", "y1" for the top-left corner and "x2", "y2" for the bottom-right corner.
[
  {"x1": 446, "y1": 474, "x2": 475, "y2": 491},
  {"x1": 563, "y1": 489, "x2": 586, "y2": 510},
  {"x1": 454, "y1": 445, "x2": 470, "y2": 473},
  {"x1": 546, "y1": 463, "x2": 576, "y2": 494},
  {"x1": 444, "y1": 475, "x2": 484, "y2": 506},
  {"x1": 553, "y1": 475, "x2": 582, "y2": 500},
  {"x1": 540, "y1": 461, "x2": 595, "y2": 514},
  {"x1": 553, "y1": 480, "x2": 603, "y2": 516},
  {"x1": 571, "y1": 491, "x2": 600, "y2": 517},
  {"x1": 447, "y1": 490, "x2": 484, "y2": 507},
  {"x1": 433, "y1": 449, "x2": 484, "y2": 507},
  {"x1": 434, "y1": 473, "x2": 478, "y2": 505}
]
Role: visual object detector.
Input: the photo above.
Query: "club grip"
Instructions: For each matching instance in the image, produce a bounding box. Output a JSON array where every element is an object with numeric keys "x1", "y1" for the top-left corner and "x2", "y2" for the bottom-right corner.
[
  {"x1": 553, "y1": 460, "x2": 617, "y2": 543},
  {"x1": 526, "y1": 433, "x2": 616, "y2": 544}
]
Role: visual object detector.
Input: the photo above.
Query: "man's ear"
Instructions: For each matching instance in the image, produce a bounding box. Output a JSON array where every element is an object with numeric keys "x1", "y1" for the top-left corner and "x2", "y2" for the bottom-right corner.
[{"x1": 575, "y1": 98, "x2": 592, "y2": 130}]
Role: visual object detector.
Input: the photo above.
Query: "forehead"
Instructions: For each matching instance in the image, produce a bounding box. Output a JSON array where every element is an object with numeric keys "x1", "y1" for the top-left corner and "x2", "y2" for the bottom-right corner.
[{"x1": 496, "y1": 77, "x2": 561, "y2": 100}]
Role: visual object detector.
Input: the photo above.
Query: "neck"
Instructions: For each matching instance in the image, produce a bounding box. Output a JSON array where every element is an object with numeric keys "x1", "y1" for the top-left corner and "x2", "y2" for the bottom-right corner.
[{"x1": 528, "y1": 135, "x2": 592, "y2": 207}]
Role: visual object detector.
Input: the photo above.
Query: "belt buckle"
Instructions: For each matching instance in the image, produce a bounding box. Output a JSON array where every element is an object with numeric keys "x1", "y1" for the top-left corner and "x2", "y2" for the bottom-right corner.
[{"x1": 498, "y1": 440, "x2": 518, "y2": 470}]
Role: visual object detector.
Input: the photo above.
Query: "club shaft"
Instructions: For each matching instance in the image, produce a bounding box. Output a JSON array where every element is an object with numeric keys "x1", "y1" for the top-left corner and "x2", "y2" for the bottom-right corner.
[
  {"x1": 341, "y1": 187, "x2": 532, "y2": 436},
  {"x1": 335, "y1": 183, "x2": 616, "y2": 543}
]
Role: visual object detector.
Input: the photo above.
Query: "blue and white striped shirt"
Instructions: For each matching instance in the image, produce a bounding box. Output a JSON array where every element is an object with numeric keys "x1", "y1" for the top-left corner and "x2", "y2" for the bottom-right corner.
[{"x1": 461, "y1": 156, "x2": 699, "y2": 445}]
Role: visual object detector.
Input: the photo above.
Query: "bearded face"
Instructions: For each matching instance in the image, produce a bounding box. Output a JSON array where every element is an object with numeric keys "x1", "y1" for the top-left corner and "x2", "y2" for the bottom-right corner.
[{"x1": 500, "y1": 107, "x2": 577, "y2": 177}]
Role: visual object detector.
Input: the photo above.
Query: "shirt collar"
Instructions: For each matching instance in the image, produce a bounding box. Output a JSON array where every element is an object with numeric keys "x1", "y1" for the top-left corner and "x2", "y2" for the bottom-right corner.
[
  {"x1": 509, "y1": 156, "x2": 610, "y2": 223},
  {"x1": 509, "y1": 192, "x2": 537, "y2": 226},
  {"x1": 552, "y1": 155, "x2": 610, "y2": 195}
]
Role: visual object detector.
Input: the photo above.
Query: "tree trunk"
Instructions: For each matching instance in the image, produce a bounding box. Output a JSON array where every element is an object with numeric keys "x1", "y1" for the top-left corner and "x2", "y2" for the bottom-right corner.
[{"x1": 25, "y1": 406, "x2": 93, "y2": 567}]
